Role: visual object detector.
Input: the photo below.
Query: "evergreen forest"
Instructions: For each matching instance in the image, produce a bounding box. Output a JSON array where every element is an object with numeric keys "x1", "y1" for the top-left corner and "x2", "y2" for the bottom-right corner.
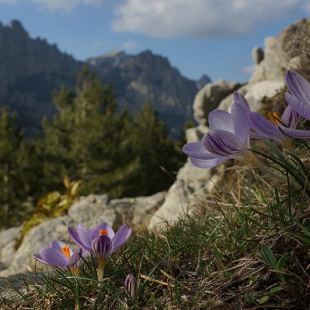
[{"x1": 0, "y1": 67, "x2": 186, "y2": 229}]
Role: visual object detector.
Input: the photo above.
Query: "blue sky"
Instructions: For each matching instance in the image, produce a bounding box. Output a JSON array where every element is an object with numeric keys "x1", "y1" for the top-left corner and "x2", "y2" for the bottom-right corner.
[{"x1": 0, "y1": 0, "x2": 309, "y2": 83}]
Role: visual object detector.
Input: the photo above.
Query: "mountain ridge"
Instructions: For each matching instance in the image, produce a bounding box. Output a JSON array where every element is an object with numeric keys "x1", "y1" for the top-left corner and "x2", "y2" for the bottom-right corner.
[{"x1": 0, "y1": 20, "x2": 211, "y2": 138}]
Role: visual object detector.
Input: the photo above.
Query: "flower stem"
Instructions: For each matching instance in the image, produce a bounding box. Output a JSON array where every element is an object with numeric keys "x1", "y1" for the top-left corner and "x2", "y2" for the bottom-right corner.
[
  {"x1": 97, "y1": 257, "x2": 107, "y2": 281},
  {"x1": 246, "y1": 152, "x2": 302, "y2": 190}
]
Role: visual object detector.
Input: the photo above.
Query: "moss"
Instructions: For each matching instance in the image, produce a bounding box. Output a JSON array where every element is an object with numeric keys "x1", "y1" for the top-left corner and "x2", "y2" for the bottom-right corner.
[{"x1": 14, "y1": 177, "x2": 81, "y2": 249}]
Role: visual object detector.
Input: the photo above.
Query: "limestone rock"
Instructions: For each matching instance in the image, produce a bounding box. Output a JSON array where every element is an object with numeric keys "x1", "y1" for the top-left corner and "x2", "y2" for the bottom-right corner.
[
  {"x1": 249, "y1": 37, "x2": 283, "y2": 85},
  {"x1": 193, "y1": 80, "x2": 243, "y2": 126},
  {"x1": 252, "y1": 46, "x2": 264, "y2": 64},
  {"x1": 217, "y1": 84, "x2": 248, "y2": 112},
  {"x1": 245, "y1": 80, "x2": 285, "y2": 112},
  {"x1": 0, "y1": 192, "x2": 166, "y2": 276},
  {"x1": 185, "y1": 125, "x2": 209, "y2": 143}
]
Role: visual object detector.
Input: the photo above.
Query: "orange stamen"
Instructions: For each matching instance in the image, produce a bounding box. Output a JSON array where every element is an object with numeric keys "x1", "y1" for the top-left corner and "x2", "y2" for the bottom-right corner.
[
  {"x1": 99, "y1": 229, "x2": 108, "y2": 236},
  {"x1": 268, "y1": 112, "x2": 281, "y2": 126},
  {"x1": 61, "y1": 245, "x2": 71, "y2": 258}
]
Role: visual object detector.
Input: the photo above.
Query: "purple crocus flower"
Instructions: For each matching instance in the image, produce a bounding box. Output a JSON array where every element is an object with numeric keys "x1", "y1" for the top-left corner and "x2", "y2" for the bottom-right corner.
[
  {"x1": 68, "y1": 222, "x2": 132, "y2": 280},
  {"x1": 32, "y1": 241, "x2": 86, "y2": 275},
  {"x1": 125, "y1": 274, "x2": 137, "y2": 299},
  {"x1": 285, "y1": 70, "x2": 310, "y2": 120},
  {"x1": 183, "y1": 98, "x2": 254, "y2": 169},
  {"x1": 248, "y1": 105, "x2": 310, "y2": 152}
]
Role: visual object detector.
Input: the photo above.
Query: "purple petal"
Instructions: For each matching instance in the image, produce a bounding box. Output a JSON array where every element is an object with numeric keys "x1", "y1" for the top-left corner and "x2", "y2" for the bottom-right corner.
[
  {"x1": 208, "y1": 109, "x2": 234, "y2": 132},
  {"x1": 286, "y1": 70, "x2": 310, "y2": 105},
  {"x1": 234, "y1": 91, "x2": 250, "y2": 109},
  {"x1": 182, "y1": 141, "x2": 224, "y2": 160},
  {"x1": 67, "y1": 247, "x2": 85, "y2": 267},
  {"x1": 112, "y1": 225, "x2": 132, "y2": 252},
  {"x1": 68, "y1": 225, "x2": 92, "y2": 252},
  {"x1": 249, "y1": 131, "x2": 266, "y2": 140},
  {"x1": 248, "y1": 112, "x2": 284, "y2": 143},
  {"x1": 204, "y1": 129, "x2": 246, "y2": 157},
  {"x1": 231, "y1": 102, "x2": 250, "y2": 143},
  {"x1": 285, "y1": 92, "x2": 310, "y2": 120},
  {"x1": 91, "y1": 235, "x2": 113, "y2": 257},
  {"x1": 92, "y1": 222, "x2": 115, "y2": 240},
  {"x1": 278, "y1": 126, "x2": 310, "y2": 139},
  {"x1": 39, "y1": 248, "x2": 68, "y2": 267},
  {"x1": 125, "y1": 274, "x2": 136, "y2": 299},
  {"x1": 32, "y1": 253, "x2": 49, "y2": 266},
  {"x1": 49, "y1": 241, "x2": 68, "y2": 254},
  {"x1": 281, "y1": 105, "x2": 300, "y2": 128},
  {"x1": 190, "y1": 157, "x2": 227, "y2": 169}
]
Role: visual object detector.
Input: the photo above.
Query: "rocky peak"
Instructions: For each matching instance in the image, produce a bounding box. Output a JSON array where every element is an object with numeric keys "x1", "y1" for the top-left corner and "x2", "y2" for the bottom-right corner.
[{"x1": 196, "y1": 74, "x2": 212, "y2": 89}]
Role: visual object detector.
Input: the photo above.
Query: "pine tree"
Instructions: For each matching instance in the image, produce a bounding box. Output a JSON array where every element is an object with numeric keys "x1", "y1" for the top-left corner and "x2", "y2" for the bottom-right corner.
[{"x1": 0, "y1": 107, "x2": 25, "y2": 227}]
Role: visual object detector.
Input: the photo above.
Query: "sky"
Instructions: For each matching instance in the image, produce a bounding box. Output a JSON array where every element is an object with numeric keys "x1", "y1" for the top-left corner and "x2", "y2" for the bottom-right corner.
[{"x1": 0, "y1": 0, "x2": 309, "y2": 83}]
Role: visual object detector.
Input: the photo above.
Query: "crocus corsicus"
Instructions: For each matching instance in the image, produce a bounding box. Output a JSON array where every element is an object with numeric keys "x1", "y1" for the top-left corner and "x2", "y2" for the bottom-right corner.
[
  {"x1": 285, "y1": 70, "x2": 310, "y2": 120},
  {"x1": 248, "y1": 105, "x2": 310, "y2": 152},
  {"x1": 32, "y1": 241, "x2": 85, "y2": 275},
  {"x1": 125, "y1": 274, "x2": 137, "y2": 300},
  {"x1": 183, "y1": 99, "x2": 255, "y2": 169},
  {"x1": 68, "y1": 222, "x2": 131, "y2": 280}
]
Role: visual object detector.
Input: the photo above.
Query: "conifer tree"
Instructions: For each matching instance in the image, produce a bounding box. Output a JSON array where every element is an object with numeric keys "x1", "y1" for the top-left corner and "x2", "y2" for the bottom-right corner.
[{"x1": 0, "y1": 107, "x2": 25, "y2": 227}]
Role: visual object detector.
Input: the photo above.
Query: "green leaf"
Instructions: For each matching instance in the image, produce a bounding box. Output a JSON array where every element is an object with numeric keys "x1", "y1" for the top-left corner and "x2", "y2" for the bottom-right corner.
[
  {"x1": 261, "y1": 244, "x2": 277, "y2": 269},
  {"x1": 277, "y1": 253, "x2": 289, "y2": 270},
  {"x1": 258, "y1": 296, "x2": 269, "y2": 304},
  {"x1": 270, "y1": 286, "x2": 283, "y2": 294}
]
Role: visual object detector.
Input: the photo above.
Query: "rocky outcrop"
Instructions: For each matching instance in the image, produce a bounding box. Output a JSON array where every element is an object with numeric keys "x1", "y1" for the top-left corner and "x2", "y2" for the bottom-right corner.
[
  {"x1": 249, "y1": 18, "x2": 310, "y2": 85},
  {"x1": 0, "y1": 192, "x2": 165, "y2": 276},
  {"x1": 149, "y1": 19, "x2": 310, "y2": 230},
  {"x1": 193, "y1": 79, "x2": 243, "y2": 126}
]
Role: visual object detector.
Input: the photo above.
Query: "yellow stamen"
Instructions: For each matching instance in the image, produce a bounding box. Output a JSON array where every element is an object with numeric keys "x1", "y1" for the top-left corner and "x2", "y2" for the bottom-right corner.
[
  {"x1": 268, "y1": 112, "x2": 281, "y2": 126},
  {"x1": 99, "y1": 229, "x2": 108, "y2": 236},
  {"x1": 61, "y1": 245, "x2": 71, "y2": 258}
]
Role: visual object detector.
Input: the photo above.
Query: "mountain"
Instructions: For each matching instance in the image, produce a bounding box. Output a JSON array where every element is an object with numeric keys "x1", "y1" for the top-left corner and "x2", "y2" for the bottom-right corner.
[
  {"x1": 0, "y1": 21, "x2": 211, "y2": 138},
  {"x1": 86, "y1": 50, "x2": 212, "y2": 137}
]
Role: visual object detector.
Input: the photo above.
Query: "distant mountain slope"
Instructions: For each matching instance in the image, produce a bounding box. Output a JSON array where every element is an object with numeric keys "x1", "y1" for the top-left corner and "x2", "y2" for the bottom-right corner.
[
  {"x1": 0, "y1": 20, "x2": 83, "y2": 137},
  {"x1": 87, "y1": 50, "x2": 211, "y2": 137},
  {"x1": 0, "y1": 20, "x2": 211, "y2": 138}
]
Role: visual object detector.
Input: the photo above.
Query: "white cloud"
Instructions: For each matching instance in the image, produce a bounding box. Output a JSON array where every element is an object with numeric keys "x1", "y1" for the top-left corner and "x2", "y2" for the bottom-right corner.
[
  {"x1": 240, "y1": 65, "x2": 255, "y2": 75},
  {"x1": 123, "y1": 41, "x2": 139, "y2": 50},
  {"x1": 112, "y1": 0, "x2": 307, "y2": 38},
  {"x1": 31, "y1": 0, "x2": 105, "y2": 12}
]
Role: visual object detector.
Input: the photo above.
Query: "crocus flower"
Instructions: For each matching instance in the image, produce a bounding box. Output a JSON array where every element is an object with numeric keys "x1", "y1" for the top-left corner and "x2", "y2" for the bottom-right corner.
[
  {"x1": 183, "y1": 92, "x2": 301, "y2": 187},
  {"x1": 183, "y1": 99, "x2": 255, "y2": 169},
  {"x1": 68, "y1": 222, "x2": 132, "y2": 280},
  {"x1": 32, "y1": 241, "x2": 86, "y2": 275},
  {"x1": 248, "y1": 105, "x2": 310, "y2": 152},
  {"x1": 125, "y1": 274, "x2": 137, "y2": 299},
  {"x1": 285, "y1": 70, "x2": 310, "y2": 120}
]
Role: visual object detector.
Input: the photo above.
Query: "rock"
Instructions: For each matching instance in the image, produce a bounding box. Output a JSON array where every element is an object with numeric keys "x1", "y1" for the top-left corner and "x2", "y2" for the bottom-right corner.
[
  {"x1": 0, "y1": 192, "x2": 166, "y2": 276},
  {"x1": 131, "y1": 192, "x2": 166, "y2": 227},
  {"x1": 217, "y1": 84, "x2": 248, "y2": 112},
  {"x1": 193, "y1": 80, "x2": 243, "y2": 126},
  {"x1": 148, "y1": 158, "x2": 222, "y2": 230},
  {"x1": 245, "y1": 80, "x2": 285, "y2": 112},
  {"x1": 249, "y1": 37, "x2": 283, "y2": 85},
  {"x1": 196, "y1": 74, "x2": 212, "y2": 90},
  {"x1": 249, "y1": 18, "x2": 310, "y2": 85},
  {"x1": 185, "y1": 125, "x2": 209, "y2": 142},
  {"x1": 0, "y1": 226, "x2": 22, "y2": 270},
  {"x1": 252, "y1": 46, "x2": 264, "y2": 64}
]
